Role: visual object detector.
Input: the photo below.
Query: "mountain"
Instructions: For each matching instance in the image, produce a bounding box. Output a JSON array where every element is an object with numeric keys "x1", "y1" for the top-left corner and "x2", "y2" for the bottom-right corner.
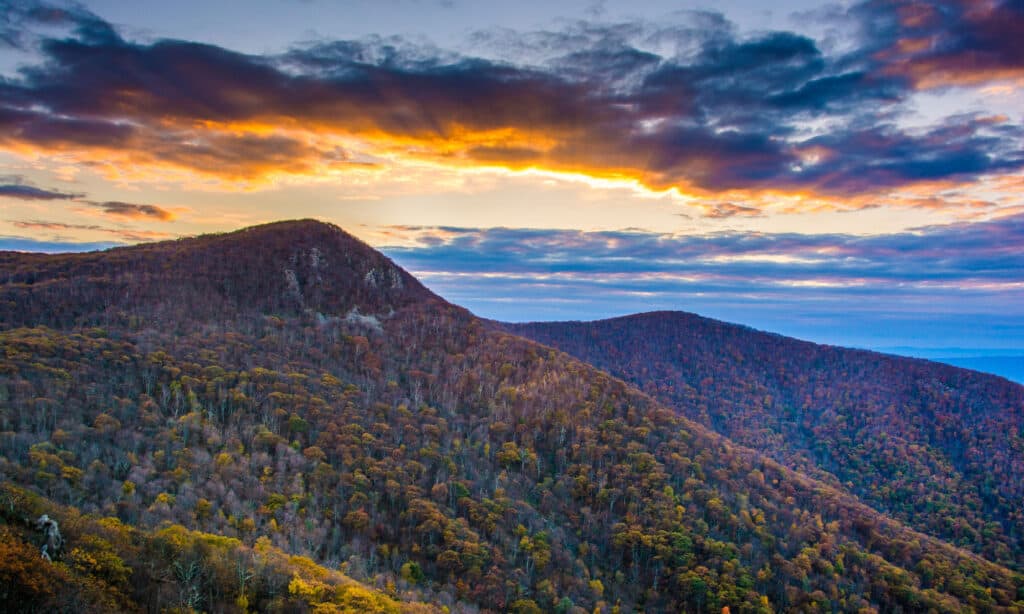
[
  {"x1": 2, "y1": 221, "x2": 1023, "y2": 612},
  {"x1": 0, "y1": 219, "x2": 439, "y2": 330},
  {"x1": 505, "y1": 311, "x2": 1024, "y2": 568}
]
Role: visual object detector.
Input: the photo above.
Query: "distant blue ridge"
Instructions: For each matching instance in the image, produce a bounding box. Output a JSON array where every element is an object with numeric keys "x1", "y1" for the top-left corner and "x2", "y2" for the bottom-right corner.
[
  {"x1": 874, "y1": 347, "x2": 1024, "y2": 384},
  {"x1": 933, "y1": 356, "x2": 1024, "y2": 385}
]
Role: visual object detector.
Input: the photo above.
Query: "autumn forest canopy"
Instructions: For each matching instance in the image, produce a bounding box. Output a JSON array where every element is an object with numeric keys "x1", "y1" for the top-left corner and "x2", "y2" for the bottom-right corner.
[
  {"x1": 2, "y1": 0, "x2": 1024, "y2": 611},
  {"x1": 0, "y1": 219, "x2": 1022, "y2": 612}
]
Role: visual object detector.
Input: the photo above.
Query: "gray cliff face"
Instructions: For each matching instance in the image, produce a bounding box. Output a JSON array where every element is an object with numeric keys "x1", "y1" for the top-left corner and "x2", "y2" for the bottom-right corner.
[{"x1": 36, "y1": 514, "x2": 63, "y2": 561}]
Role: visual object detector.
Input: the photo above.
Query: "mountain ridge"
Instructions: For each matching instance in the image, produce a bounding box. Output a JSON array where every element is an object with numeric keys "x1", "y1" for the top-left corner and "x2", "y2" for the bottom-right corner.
[
  {"x1": 0, "y1": 219, "x2": 446, "y2": 330},
  {"x1": 502, "y1": 309, "x2": 1024, "y2": 384},
  {"x1": 504, "y1": 310, "x2": 1024, "y2": 568},
  {"x1": 2, "y1": 220, "x2": 1022, "y2": 612}
]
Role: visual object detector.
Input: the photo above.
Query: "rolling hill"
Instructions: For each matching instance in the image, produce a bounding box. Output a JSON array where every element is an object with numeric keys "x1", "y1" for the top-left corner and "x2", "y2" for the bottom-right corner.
[
  {"x1": 1, "y1": 220, "x2": 1022, "y2": 612},
  {"x1": 506, "y1": 312, "x2": 1024, "y2": 569}
]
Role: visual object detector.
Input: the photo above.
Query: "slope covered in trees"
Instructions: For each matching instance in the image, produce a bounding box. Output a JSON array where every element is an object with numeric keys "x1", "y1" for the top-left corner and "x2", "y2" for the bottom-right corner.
[
  {"x1": 0, "y1": 219, "x2": 437, "y2": 331},
  {"x1": 506, "y1": 312, "x2": 1024, "y2": 569},
  {"x1": 2, "y1": 221, "x2": 1022, "y2": 612},
  {"x1": 0, "y1": 483, "x2": 438, "y2": 613}
]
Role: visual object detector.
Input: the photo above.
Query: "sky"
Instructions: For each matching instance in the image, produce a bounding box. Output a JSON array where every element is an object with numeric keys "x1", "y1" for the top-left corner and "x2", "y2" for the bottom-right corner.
[{"x1": 0, "y1": 0, "x2": 1023, "y2": 353}]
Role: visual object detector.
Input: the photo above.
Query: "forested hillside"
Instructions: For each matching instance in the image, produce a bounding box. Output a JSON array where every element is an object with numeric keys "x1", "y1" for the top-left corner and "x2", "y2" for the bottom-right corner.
[
  {"x1": 2, "y1": 221, "x2": 1022, "y2": 612},
  {"x1": 0, "y1": 483, "x2": 436, "y2": 613},
  {"x1": 506, "y1": 312, "x2": 1024, "y2": 569}
]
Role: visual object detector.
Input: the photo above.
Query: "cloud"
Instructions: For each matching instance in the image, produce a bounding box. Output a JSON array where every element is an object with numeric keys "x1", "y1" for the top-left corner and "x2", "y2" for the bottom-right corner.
[
  {"x1": 0, "y1": 175, "x2": 175, "y2": 221},
  {"x1": 0, "y1": 0, "x2": 114, "y2": 49},
  {"x1": 8, "y1": 219, "x2": 175, "y2": 241},
  {"x1": 788, "y1": 115, "x2": 1024, "y2": 193},
  {"x1": 0, "y1": 181, "x2": 82, "y2": 200},
  {"x1": 864, "y1": 0, "x2": 1024, "y2": 89},
  {"x1": 378, "y1": 217, "x2": 1024, "y2": 346},
  {"x1": 11, "y1": 220, "x2": 104, "y2": 231},
  {"x1": 701, "y1": 202, "x2": 764, "y2": 218},
  {"x1": 0, "y1": 0, "x2": 1019, "y2": 208},
  {"x1": 81, "y1": 201, "x2": 175, "y2": 221},
  {"x1": 380, "y1": 214, "x2": 1024, "y2": 286}
]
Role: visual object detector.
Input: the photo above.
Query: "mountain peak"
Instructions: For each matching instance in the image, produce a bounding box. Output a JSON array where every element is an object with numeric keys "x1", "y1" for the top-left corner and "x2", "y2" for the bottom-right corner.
[
  {"x1": 0, "y1": 219, "x2": 440, "y2": 329},
  {"x1": 214, "y1": 218, "x2": 355, "y2": 242}
]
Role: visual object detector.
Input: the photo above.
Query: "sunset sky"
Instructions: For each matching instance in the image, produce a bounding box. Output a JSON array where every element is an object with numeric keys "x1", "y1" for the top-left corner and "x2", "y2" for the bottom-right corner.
[{"x1": 1, "y1": 0, "x2": 1022, "y2": 353}]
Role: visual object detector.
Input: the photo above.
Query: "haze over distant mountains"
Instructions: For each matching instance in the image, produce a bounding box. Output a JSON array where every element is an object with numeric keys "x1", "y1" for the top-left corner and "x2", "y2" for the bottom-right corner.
[
  {"x1": 936, "y1": 357, "x2": 1024, "y2": 385},
  {"x1": 875, "y1": 348, "x2": 1024, "y2": 385},
  {"x1": 1, "y1": 220, "x2": 1022, "y2": 612}
]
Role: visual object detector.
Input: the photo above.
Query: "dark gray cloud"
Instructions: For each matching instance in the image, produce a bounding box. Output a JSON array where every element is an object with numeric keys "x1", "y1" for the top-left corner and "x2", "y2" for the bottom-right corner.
[
  {"x1": 0, "y1": 176, "x2": 174, "y2": 220},
  {"x1": 82, "y1": 201, "x2": 175, "y2": 221},
  {"x1": 0, "y1": 181, "x2": 82, "y2": 200}
]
